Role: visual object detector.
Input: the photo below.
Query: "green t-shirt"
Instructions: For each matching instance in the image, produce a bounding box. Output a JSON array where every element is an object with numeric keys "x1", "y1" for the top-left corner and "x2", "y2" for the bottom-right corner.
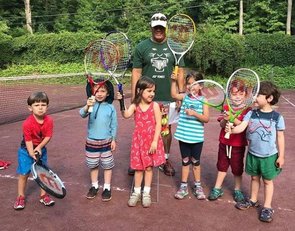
[{"x1": 133, "y1": 38, "x2": 185, "y2": 101}]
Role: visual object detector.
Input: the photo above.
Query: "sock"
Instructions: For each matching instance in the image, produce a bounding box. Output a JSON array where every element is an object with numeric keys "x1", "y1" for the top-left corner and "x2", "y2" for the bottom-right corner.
[
  {"x1": 103, "y1": 183, "x2": 111, "y2": 191},
  {"x1": 194, "y1": 181, "x2": 201, "y2": 188},
  {"x1": 143, "y1": 186, "x2": 151, "y2": 194},
  {"x1": 134, "y1": 187, "x2": 141, "y2": 194},
  {"x1": 181, "y1": 182, "x2": 188, "y2": 189},
  {"x1": 165, "y1": 153, "x2": 170, "y2": 159},
  {"x1": 92, "y1": 181, "x2": 99, "y2": 189}
]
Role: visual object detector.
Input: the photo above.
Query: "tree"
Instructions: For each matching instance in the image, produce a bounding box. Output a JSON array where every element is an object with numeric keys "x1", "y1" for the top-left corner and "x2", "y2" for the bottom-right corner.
[
  {"x1": 286, "y1": 0, "x2": 293, "y2": 35},
  {"x1": 239, "y1": 0, "x2": 243, "y2": 35},
  {"x1": 24, "y1": 0, "x2": 33, "y2": 34}
]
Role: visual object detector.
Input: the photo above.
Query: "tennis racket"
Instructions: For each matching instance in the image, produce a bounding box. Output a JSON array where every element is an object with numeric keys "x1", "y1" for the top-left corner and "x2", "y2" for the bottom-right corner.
[
  {"x1": 104, "y1": 31, "x2": 132, "y2": 111},
  {"x1": 84, "y1": 39, "x2": 119, "y2": 112},
  {"x1": 190, "y1": 79, "x2": 225, "y2": 111},
  {"x1": 31, "y1": 152, "x2": 66, "y2": 199},
  {"x1": 167, "y1": 14, "x2": 196, "y2": 76},
  {"x1": 224, "y1": 68, "x2": 260, "y2": 139}
]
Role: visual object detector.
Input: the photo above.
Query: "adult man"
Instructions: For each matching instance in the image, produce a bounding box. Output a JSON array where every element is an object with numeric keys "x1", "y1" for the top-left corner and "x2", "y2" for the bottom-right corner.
[{"x1": 130, "y1": 13, "x2": 185, "y2": 176}]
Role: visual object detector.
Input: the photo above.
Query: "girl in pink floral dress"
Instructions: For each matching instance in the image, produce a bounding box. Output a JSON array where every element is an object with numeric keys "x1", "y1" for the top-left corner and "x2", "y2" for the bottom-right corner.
[{"x1": 117, "y1": 76, "x2": 165, "y2": 208}]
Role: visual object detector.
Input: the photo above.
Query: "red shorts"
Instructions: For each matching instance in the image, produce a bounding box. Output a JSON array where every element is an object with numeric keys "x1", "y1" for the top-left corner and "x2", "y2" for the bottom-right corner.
[{"x1": 217, "y1": 143, "x2": 245, "y2": 176}]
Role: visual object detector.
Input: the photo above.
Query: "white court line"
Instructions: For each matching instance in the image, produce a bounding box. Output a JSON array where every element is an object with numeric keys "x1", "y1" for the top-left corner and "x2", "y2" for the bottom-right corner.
[{"x1": 282, "y1": 95, "x2": 295, "y2": 107}]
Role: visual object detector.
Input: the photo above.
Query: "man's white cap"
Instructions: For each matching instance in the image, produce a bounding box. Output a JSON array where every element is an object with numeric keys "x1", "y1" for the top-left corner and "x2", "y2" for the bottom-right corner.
[{"x1": 150, "y1": 13, "x2": 167, "y2": 28}]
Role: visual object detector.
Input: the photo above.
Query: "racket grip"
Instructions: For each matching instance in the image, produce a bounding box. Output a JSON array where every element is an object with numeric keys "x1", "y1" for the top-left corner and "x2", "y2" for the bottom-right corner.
[
  {"x1": 118, "y1": 84, "x2": 125, "y2": 111},
  {"x1": 88, "y1": 95, "x2": 95, "y2": 113},
  {"x1": 224, "y1": 122, "x2": 233, "y2": 139},
  {"x1": 173, "y1": 66, "x2": 179, "y2": 76}
]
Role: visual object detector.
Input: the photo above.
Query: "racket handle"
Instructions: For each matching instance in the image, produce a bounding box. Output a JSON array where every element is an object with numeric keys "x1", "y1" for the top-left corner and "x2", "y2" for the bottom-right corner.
[
  {"x1": 224, "y1": 122, "x2": 233, "y2": 139},
  {"x1": 88, "y1": 95, "x2": 95, "y2": 113},
  {"x1": 173, "y1": 66, "x2": 179, "y2": 76},
  {"x1": 118, "y1": 83, "x2": 125, "y2": 111}
]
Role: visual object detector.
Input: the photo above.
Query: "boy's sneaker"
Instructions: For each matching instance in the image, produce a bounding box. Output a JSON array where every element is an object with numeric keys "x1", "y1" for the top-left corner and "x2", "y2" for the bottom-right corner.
[
  {"x1": 40, "y1": 194, "x2": 55, "y2": 206},
  {"x1": 142, "y1": 193, "x2": 152, "y2": 208},
  {"x1": 174, "y1": 186, "x2": 189, "y2": 199},
  {"x1": 235, "y1": 198, "x2": 259, "y2": 210},
  {"x1": 233, "y1": 190, "x2": 245, "y2": 202},
  {"x1": 14, "y1": 196, "x2": 25, "y2": 210},
  {"x1": 259, "y1": 207, "x2": 274, "y2": 223},
  {"x1": 101, "y1": 189, "x2": 112, "y2": 202},
  {"x1": 86, "y1": 186, "x2": 98, "y2": 199},
  {"x1": 128, "y1": 192, "x2": 141, "y2": 207},
  {"x1": 192, "y1": 185, "x2": 206, "y2": 200},
  {"x1": 208, "y1": 188, "x2": 224, "y2": 201}
]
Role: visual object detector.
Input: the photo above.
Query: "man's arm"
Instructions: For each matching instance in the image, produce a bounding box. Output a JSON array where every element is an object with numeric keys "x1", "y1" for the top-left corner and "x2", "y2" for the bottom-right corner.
[{"x1": 131, "y1": 68, "x2": 142, "y2": 102}]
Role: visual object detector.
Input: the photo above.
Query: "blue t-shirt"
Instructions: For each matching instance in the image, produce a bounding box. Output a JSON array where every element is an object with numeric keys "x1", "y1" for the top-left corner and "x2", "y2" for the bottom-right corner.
[
  {"x1": 174, "y1": 95, "x2": 204, "y2": 143},
  {"x1": 244, "y1": 109, "x2": 285, "y2": 157},
  {"x1": 79, "y1": 102, "x2": 118, "y2": 140}
]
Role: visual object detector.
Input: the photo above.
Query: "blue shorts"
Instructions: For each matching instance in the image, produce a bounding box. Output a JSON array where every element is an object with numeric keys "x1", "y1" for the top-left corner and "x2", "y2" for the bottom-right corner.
[{"x1": 17, "y1": 147, "x2": 48, "y2": 175}]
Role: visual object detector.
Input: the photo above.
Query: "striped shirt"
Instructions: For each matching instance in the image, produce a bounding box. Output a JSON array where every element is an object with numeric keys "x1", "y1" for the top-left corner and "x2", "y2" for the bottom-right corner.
[{"x1": 174, "y1": 95, "x2": 204, "y2": 143}]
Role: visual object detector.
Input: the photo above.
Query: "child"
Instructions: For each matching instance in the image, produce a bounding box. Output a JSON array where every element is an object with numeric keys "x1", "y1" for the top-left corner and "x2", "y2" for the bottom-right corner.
[
  {"x1": 117, "y1": 76, "x2": 165, "y2": 208},
  {"x1": 171, "y1": 71, "x2": 209, "y2": 200},
  {"x1": 14, "y1": 92, "x2": 55, "y2": 210},
  {"x1": 226, "y1": 81, "x2": 285, "y2": 223},
  {"x1": 80, "y1": 79, "x2": 118, "y2": 202},
  {"x1": 208, "y1": 79, "x2": 251, "y2": 202}
]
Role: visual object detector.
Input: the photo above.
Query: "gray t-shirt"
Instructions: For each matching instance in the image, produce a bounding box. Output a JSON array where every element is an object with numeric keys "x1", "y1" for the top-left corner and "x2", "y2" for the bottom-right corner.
[{"x1": 244, "y1": 109, "x2": 285, "y2": 157}]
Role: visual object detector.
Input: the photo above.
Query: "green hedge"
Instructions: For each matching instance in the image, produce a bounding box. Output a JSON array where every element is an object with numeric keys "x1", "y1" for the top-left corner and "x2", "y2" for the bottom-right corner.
[
  {"x1": 2, "y1": 32, "x2": 103, "y2": 66},
  {"x1": 1, "y1": 30, "x2": 295, "y2": 75}
]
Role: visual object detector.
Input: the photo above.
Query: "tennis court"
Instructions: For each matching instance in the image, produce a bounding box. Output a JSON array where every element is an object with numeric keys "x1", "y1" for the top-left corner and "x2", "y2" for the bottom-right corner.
[{"x1": 0, "y1": 87, "x2": 294, "y2": 231}]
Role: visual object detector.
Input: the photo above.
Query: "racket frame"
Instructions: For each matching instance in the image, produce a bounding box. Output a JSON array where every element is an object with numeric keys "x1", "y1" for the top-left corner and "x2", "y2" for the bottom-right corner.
[
  {"x1": 190, "y1": 79, "x2": 225, "y2": 111},
  {"x1": 31, "y1": 155, "x2": 66, "y2": 199},
  {"x1": 104, "y1": 31, "x2": 132, "y2": 110},
  {"x1": 84, "y1": 39, "x2": 119, "y2": 112},
  {"x1": 224, "y1": 68, "x2": 260, "y2": 139},
  {"x1": 166, "y1": 13, "x2": 196, "y2": 75}
]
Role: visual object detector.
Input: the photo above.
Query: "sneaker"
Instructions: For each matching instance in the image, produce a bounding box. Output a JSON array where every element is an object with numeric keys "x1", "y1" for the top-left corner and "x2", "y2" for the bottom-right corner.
[
  {"x1": 86, "y1": 186, "x2": 99, "y2": 199},
  {"x1": 159, "y1": 160, "x2": 175, "y2": 176},
  {"x1": 233, "y1": 190, "x2": 245, "y2": 202},
  {"x1": 235, "y1": 198, "x2": 259, "y2": 210},
  {"x1": 192, "y1": 185, "x2": 206, "y2": 200},
  {"x1": 128, "y1": 167, "x2": 135, "y2": 176},
  {"x1": 40, "y1": 194, "x2": 55, "y2": 206},
  {"x1": 101, "y1": 189, "x2": 112, "y2": 202},
  {"x1": 128, "y1": 192, "x2": 141, "y2": 207},
  {"x1": 142, "y1": 193, "x2": 152, "y2": 208},
  {"x1": 259, "y1": 207, "x2": 274, "y2": 223},
  {"x1": 174, "y1": 186, "x2": 189, "y2": 199},
  {"x1": 208, "y1": 188, "x2": 224, "y2": 201},
  {"x1": 14, "y1": 196, "x2": 25, "y2": 210}
]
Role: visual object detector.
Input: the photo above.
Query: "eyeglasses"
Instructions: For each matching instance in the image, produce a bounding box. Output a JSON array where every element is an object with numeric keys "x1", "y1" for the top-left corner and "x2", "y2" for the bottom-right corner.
[{"x1": 151, "y1": 16, "x2": 167, "y2": 21}]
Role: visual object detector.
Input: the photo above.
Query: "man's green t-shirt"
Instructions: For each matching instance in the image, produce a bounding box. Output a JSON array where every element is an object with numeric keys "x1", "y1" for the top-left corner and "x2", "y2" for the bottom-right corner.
[{"x1": 132, "y1": 38, "x2": 185, "y2": 102}]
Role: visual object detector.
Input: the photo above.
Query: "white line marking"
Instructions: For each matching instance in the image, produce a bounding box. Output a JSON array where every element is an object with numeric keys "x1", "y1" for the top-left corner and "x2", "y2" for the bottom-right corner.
[{"x1": 282, "y1": 95, "x2": 295, "y2": 107}]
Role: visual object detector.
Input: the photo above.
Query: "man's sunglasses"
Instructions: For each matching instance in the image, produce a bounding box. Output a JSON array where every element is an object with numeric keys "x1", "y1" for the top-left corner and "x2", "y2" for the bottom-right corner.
[{"x1": 151, "y1": 16, "x2": 167, "y2": 21}]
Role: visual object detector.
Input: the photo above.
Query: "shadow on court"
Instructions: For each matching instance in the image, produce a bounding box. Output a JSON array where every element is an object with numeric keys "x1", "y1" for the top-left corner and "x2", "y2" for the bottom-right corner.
[{"x1": 0, "y1": 90, "x2": 295, "y2": 231}]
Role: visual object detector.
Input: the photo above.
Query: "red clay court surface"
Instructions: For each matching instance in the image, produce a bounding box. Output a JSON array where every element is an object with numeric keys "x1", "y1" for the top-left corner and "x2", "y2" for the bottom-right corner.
[{"x1": 1, "y1": 90, "x2": 295, "y2": 231}]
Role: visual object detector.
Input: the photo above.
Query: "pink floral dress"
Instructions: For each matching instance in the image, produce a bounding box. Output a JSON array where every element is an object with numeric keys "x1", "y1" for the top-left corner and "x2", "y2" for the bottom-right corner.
[{"x1": 130, "y1": 102, "x2": 165, "y2": 170}]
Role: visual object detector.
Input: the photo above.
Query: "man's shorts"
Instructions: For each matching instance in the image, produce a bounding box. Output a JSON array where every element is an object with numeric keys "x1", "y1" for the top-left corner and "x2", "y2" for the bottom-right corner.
[
  {"x1": 17, "y1": 147, "x2": 48, "y2": 175},
  {"x1": 85, "y1": 138, "x2": 114, "y2": 170},
  {"x1": 217, "y1": 143, "x2": 245, "y2": 176},
  {"x1": 245, "y1": 152, "x2": 281, "y2": 180}
]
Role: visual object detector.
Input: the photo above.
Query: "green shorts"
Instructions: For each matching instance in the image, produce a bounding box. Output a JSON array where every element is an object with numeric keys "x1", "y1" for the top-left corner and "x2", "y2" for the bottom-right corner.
[{"x1": 245, "y1": 153, "x2": 282, "y2": 180}]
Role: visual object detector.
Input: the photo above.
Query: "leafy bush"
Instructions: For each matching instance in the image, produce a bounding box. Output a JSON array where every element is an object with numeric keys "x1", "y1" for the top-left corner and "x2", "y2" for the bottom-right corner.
[{"x1": 244, "y1": 33, "x2": 295, "y2": 67}]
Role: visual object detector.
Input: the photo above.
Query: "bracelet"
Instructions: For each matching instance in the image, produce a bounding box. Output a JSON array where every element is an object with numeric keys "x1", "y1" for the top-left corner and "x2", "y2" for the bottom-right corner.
[{"x1": 179, "y1": 91, "x2": 185, "y2": 93}]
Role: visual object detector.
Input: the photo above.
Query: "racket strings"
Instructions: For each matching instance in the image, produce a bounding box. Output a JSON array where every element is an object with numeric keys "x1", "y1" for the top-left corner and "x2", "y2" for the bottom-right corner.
[
  {"x1": 190, "y1": 81, "x2": 225, "y2": 107},
  {"x1": 168, "y1": 16, "x2": 195, "y2": 52},
  {"x1": 227, "y1": 72, "x2": 259, "y2": 108}
]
